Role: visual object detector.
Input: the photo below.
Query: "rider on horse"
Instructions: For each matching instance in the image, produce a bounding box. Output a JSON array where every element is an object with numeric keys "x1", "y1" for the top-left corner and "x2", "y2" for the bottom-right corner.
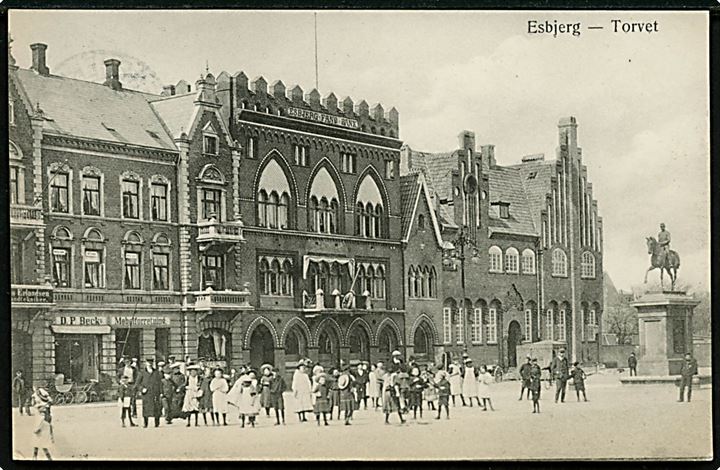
[{"x1": 658, "y1": 223, "x2": 671, "y2": 264}]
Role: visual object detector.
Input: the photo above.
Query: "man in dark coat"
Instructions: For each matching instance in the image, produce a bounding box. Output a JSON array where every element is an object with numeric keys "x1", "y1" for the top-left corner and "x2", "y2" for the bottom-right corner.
[
  {"x1": 550, "y1": 348, "x2": 570, "y2": 403},
  {"x1": 678, "y1": 352, "x2": 698, "y2": 403},
  {"x1": 171, "y1": 364, "x2": 187, "y2": 419},
  {"x1": 354, "y1": 363, "x2": 370, "y2": 410},
  {"x1": 628, "y1": 352, "x2": 638, "y2": 376},
  {"x1": 160, "y1": 367, "x2": 175, "y2": 424},
  {"x1": 136, "y1": 358, "x2": 163, "y2": 427},
  {"x1": 12, "y1": 370, "x2": 31, "y2": 415},
  {"x1": 518, "y1": 355, "x2": 533, "y2": 400}
]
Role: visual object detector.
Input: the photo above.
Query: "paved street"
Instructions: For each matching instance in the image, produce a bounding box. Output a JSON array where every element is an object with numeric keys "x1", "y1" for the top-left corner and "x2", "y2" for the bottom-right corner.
[{"x1": 13, "y1": 372, "x2": 712, "y2": 461}]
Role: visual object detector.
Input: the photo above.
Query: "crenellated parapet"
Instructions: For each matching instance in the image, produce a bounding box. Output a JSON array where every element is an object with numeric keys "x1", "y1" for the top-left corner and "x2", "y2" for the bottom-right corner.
[{"x1": 216, "y1": 71, "x2": 399, "y2": 138}]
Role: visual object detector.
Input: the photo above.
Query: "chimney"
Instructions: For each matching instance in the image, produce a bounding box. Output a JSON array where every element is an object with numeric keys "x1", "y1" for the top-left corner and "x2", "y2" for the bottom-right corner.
[
  {"x1": 161, "y1": 85, "x2": 176, "y2": 97},
  {"x1": 481, "y1": 144, "x2": 495, "y2": 170},
  {"x1": 458, "y1": 130, "x2": 476, "y2": 152},
  {"x1": 103, "y1": 58, "x2": 122, "y2": 91},
  {"x1": 558, "y1": 116, "x2": 578, "y2": 149},
  {"x1": 30, "y1": 43, "x2": 50, "y2": 76}
]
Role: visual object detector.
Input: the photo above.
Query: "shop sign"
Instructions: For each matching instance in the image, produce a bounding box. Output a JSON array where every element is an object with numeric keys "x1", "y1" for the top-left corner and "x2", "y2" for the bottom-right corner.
[
  {"x1": 111, "y1": 316, "x2": 171, "y2": 327},
  {"x1": 12, "y1": 286, "x2": 53, "y2": 304},
  {"x1": 286, "y1": 107, "x2": 360, "y2": 130},
  {"x1": 54, "y1": 315, "x2": 106, "y2": 326}
]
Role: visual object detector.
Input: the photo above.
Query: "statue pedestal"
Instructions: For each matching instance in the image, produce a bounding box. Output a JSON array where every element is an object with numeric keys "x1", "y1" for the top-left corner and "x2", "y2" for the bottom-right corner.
[{"x1": 631, "y1": 291, "x2": 699, "y2": 375}]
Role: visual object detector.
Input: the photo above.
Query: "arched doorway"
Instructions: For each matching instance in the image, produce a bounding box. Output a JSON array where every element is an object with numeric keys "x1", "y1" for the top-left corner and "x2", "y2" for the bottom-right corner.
[
  {"x1": 249, "y1": 324, "x2": 275, "y2": 370},
  {"x1": 284, "y1": 326, "x2": 308, "y2": 364},
  {"x1": 317, "y1": 326, "x2": 340, "y2": 368},
  {"x1": 413, "y1": 322, "x2": 434, "y2": 365},
  {"x1": 507, "y1": 320, "x2": 522, "y2": 368},
  {"x1": 377, "y1": 325, "x2": 399, "y2": 362},
  {"x1": 348, "y1": 324, "x2": 371, "y2": 364}
]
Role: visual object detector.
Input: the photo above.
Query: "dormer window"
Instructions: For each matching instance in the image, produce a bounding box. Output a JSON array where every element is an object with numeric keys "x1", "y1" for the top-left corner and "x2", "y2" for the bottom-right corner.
[
  {"x1": 492, "y1": 201, "x2": 511, "y2": 219},
  {"x1": 203, "y1": 123, "x2": 219, "y2": 155}
]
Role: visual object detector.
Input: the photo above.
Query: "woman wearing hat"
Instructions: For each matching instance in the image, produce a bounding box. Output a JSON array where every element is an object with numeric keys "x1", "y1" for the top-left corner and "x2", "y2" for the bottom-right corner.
[
  {"x1": 30, "y1": 388, "x2": 53, "y2": 460},
  {"x1": 234, "y1": 373, "x2": 260, "y2": 428},
  {"x1": 382, "y1": 371, "x2": 406, "y2": 425},
  {"x1": 259, "y1": 365, "x2": 274, "y2": 417},
  {"x1": 182, "y1": 365, "x2": 202, "y2": 427},
  {"x1": 292, "y1": 363, "x2": 313, "y2": 422},
  {"x1": 338, "y1": 366, "x2": 355, "y2": 425},
  {"x1": 210, "y1": 368, "x2": 229, "y2": 425}
]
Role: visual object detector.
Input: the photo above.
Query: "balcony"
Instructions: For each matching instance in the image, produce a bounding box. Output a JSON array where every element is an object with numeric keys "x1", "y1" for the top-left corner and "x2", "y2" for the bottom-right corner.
[
  {"x1": 10, "y1": 204, "x2": 44, "y2": 228},
  {"x1": 193, "y1": 287, "x2": 253, "y2": 311},
  {"x1": 51, "y1": 290, "x2": 181, "y2": 306},
  {"x1": 196, "y1": 219, "x2": 245, "y2": 249},
  {"x1": 11, "y1": 284, "x2": 54, "y2": 306},
  {"x1": 301, "y1": 289, "x2": 376, "y2": 316}
]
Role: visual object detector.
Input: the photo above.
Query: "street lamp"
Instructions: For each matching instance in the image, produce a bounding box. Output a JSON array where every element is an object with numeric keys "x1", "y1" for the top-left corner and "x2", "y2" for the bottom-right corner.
[{"x1": 444, "y1": 226, "x2": 480, "y2": 353}]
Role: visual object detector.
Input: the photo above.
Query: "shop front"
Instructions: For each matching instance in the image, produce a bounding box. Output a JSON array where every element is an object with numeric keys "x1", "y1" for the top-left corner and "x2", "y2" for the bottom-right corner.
[{"x1": 49, "y1": 312, "x2": 180, "y2": 384}]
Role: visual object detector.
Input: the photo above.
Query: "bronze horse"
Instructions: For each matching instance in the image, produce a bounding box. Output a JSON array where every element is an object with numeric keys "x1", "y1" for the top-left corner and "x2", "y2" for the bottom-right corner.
[{"x1": 644, "y1": 237, "x2": 680, "y2": 289}]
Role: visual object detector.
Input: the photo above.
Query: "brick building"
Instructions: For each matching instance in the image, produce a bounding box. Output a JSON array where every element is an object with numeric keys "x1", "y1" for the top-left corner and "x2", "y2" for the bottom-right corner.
[
  {"x1": 9, "y1": 42, "x2": 603, "y2": 387},
  {"x1": 400, "y1": 124, "x2": 604, "y2": 369}
]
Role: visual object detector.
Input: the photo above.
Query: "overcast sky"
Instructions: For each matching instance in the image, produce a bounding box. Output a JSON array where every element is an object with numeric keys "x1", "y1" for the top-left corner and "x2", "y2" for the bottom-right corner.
[{"x1": 9, "y1": 10, "x2": 709, "y2": 292}]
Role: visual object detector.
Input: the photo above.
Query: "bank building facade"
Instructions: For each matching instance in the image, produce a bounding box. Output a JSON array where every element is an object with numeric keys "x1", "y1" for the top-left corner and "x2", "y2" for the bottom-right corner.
[{"x1": 9, "y1": 42, "x2": 604, "y2": 387}]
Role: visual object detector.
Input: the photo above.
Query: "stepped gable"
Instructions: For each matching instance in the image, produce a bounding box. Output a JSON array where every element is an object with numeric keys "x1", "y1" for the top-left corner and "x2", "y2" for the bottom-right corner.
[
  {"x1": 226, "y1": 70, "x2": 399, "y2": 137},
  {"x1": 487, "y1": 166, "x2": 537, "y2": 237},
  {"x1": 15, "y1": 68, "x2": 175, "y2": 150},
  {"x1": 511, "y1": 159, "x2": 556, "y2": 233},
  {"x1": 400, "y1": 174, "x2": 422, "y2": 239}
]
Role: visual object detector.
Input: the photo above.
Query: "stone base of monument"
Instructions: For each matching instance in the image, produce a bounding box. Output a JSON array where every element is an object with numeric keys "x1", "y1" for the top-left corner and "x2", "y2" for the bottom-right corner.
[
  {"x1": 620, "y1": 375, "x2": 711, "y2": 387},
  {"x1": 620, "y1": 290, "x2": 701, "y2": 385}
]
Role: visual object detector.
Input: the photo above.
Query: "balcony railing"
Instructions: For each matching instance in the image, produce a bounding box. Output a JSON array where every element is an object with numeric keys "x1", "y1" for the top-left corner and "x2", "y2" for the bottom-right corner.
[
  {"x1": 10, "y1": 204, "x2": 44, "y2": 228},
  {"x1": 11, "y1": 284, "x2": 54, "y2": 305},
  {"x1": 196, "y1": 219, "x2": 245, "y2": 245},
  {"x1": 193, "y1": 287, "x2": 253, "y2": 311},
  {"x1": 301, "y1": 289, "x2": 375, "y2": 313},
  {"x1": 51, "y1": 290, "x2": 181, "y2": 306}
]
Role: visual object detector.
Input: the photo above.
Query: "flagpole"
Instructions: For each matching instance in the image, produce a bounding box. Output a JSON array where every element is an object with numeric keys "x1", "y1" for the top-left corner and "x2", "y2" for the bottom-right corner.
[{"x1": 314, "y1": 12, "x2": 319, "y2": 90}]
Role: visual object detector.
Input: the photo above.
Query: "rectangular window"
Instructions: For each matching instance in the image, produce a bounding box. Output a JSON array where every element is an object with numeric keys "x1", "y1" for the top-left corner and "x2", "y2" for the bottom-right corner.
[
  {"x1": 152, "y1": 253, "x2": 169, "y2": 290},
  {"x1": 385, "y1": 159, "x2": 395, "y2": 180},
  {"x1": 52, "y1": 248, "x2": 71, "y2": 287},
  {"x1": 505, "y1": 252, "x2": 518, "y2": 273},
  {"x1": 293, "y1": 144, "x2": 308, "y2": 166},
  {"x1": 471, "y1": 308, "x2": 482, "y2": 343},
  {"x1": 499, "y1": 204, "x2": 510, "y2": 219},
  {"x1": 442, "y1": 307, "x2": 452, "y2": 344},
  {"x1": 50, "y1": 171, "x2": 69, "y2": 213},
  {"x1": 151, "y1": 183, "x2": 168, "y2": 221},
  {"x1": 455, "y1": 308, "x2": 464, "y2": 344},
  {"x1": 521, "y1": 252, "x2": 535, "y2": 274},
  {"x1": 10, "y1": 167, "x2": 19, "y2": 204},
  {"x1": 247, "y1": 136, "x2": 257, "y2": 158},
  {"x1": 9, "y1": 100, "x2": 15, "y2": 125},
  {"x1": 84, "y1": 249, "x2": 105, "y2": 288},
  {"x1": 489, "y1": 251, "x2": 502, "y2": 273},
  {"x1": 341, "y1": 153, "x2": 356, "y2": 173},
  {"x1": 122, "y1": 179, "x2": 139, "y2": 219},
  {"x1": 557, "y1": 309, "x2": 566, "y2": 342},
  {"x1": 201, "y1": 188, "x2": 222, "y2": 221},
  {"x1": 82, "y1": 175, "x2": 101, "y2": 216},
  {"x1": 486, "y1": 308, "x2": 497, "y2": 343},
  {"x1": 202, "y1": 254, "x2": 224, "y2": 290},
  {"x1": 580, "y1": 309, "x2": 585, "y2": 342},
  {"x1": 124, "y1": 251, "x2": 141, "y2": 289},
  {"x1": 588, "y1": 309, "x2": 597, "y2": 342},
  {"x1": 546, "y1": 309, "x2": 554, "y2": 341},
  {"x1": 524, "y1": 309, "x2": 532, "y2": 341},
  {"x1": 203, "y1": 134, "x2": 218, "y2": 155}
]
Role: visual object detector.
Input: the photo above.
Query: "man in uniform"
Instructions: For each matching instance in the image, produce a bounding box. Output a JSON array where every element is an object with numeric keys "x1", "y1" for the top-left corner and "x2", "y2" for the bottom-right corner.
[
  {"x1": 658, "y1": 223, "x2": 671, "y2": 264},
  {"x1": 678, "y1": 352, "x2": 698, "y2": 403},
  {"x1": 550, "y1": 348, "x2": 570, "y2": 403},
  {"x1": 518, "y1": 355, "x2": 533, "y2": 400}
]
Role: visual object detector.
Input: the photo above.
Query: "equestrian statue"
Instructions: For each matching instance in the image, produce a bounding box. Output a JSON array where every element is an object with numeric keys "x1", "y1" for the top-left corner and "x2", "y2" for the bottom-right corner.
[{"x1": 644, "y1": 223, "x2": 680, "y2": 290}]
